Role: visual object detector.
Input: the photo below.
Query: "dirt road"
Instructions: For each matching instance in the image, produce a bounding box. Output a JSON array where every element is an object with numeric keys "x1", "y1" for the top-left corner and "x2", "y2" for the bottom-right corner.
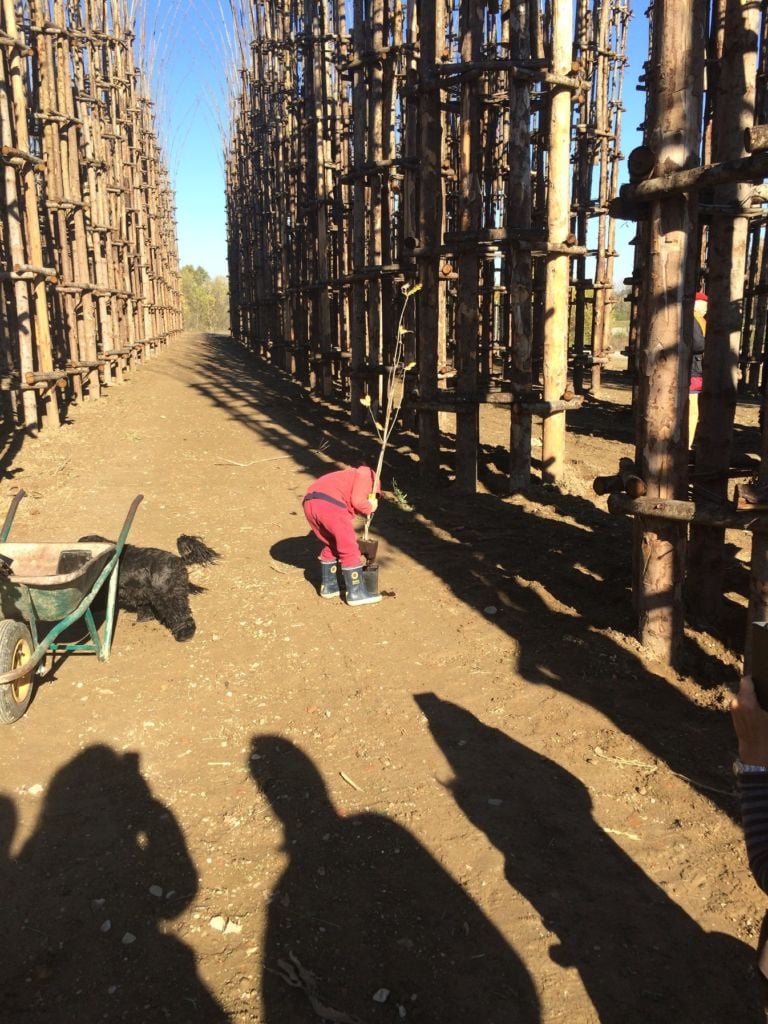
[{"x1": 0, "y1": 333, "x2": 763, "y2": 1022}]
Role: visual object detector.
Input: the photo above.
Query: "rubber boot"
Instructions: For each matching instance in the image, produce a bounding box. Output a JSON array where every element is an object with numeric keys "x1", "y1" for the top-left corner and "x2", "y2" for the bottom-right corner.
[
  {"x1": 362, "y1": 562, "x2": 379, "y2": 597},
  {"x1": 319, "y1": 560, "x2": 341, "y2": 599},
  {"x1": 342, "y1": 565, "x2": 382, "y2": 606}
]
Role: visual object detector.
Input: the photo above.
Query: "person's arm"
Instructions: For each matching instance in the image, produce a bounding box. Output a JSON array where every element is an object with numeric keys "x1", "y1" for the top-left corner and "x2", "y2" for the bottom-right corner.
[
  {"x1": 350, "y1": 467, "x2": 377, "y2": 515},
  {"x1": 692, "y1": 318, "x2": 706, "y2": 354},
  {"x1": 731, "y1": 676, "x2": 768, "y2": 893}
]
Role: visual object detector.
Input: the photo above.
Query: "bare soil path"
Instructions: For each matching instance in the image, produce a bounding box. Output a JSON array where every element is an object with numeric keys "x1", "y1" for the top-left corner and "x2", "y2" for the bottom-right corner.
[{"x1": 0, "y1": 332, "x2": 764, "y2": 1022}]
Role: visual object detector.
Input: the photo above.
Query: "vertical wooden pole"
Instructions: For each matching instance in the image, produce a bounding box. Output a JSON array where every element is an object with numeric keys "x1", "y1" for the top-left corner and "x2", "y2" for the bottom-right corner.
[
  {"x1": 596, "y1": 3, "x2": 629, "y2": 393},
  {"x1": 416, "y1": 0, "x2": 444, "y2": 483},
  {"x1": 368, "y1": 0, "x2": 384, "y2": 403},
  {"x1": 589, "y1": 0, "x2": 613, "y2": 395},
  {"x1": 634, "y1": 0, "x2": 705, "y2": 663},
  {"x1": 381, "y1": 0, "x2": 397, "y2": 405},
  {"x1": 4, "y1": 0, "x2": 58, "y2": 429},
  {"x1": 570, "y1": 0, "x2": 591, "y2": 397},
  {"x1": 0, "y1": 28, "x2": 37, "y2": 428},
  {"x1": 30, "y1": 0, "x2": 74, "y2": 395},
  {"x1": 350, "y1": 0, "x2": 368, "y2": 425},
  {"x1": 454, "y1": 0, "x2": 482, "y2": 493},
  {"x1": 335, "y1": 0, "x2": 352, "y2": 383},
  {"x1": 507, "y1": 0, "x2": 533, "y2": 490},
  {"x1": 65, "y1": 0, "x2": 101, "y2": 396},
  {"x1": 541, "y1": 0, "x2": 573, "y2": 484},
  {"x1": 684, "y1": 0, "x2": 757, "y2": 633},
  {"x1": 311, "y1": 0, "x2": 333, "y2": 396},
  {"x1": 690, "y1": 0, "x2": 759, "y2": 627}
]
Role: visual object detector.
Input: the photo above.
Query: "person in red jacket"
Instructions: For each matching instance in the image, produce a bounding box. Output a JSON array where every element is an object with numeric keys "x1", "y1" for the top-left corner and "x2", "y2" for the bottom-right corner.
[
  {"x1": 303, "y1": 466, "x2": 382, "y2": 605},
  {"x1": 689, "y1": 291, "x2": 707, "y2": 451}
]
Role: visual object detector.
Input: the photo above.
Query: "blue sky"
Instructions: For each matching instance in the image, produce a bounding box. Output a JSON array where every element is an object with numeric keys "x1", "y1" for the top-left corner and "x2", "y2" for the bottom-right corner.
[
  {"x1": 140, "y1": 1, "x2": 233, "y2": 278},
  {"x1": 613, "y1": 12, "x2": 648, "y2": 285},
  {"x1": 145, "y1": 2, "x2": 647, "y2": 284}
]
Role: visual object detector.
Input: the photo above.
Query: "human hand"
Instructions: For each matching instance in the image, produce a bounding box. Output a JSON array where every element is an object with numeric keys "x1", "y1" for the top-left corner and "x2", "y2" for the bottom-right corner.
[
  {"x1": 367, "y1": 494, "x2": 378, "y2": 514},
  {"x1": 731, "y1": 676, "x2": 768, "y2": 766}
]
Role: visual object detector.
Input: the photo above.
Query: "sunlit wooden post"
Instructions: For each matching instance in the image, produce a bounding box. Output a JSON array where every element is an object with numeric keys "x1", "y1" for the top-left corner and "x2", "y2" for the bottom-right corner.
[
  {"x1": 689, "y1": 0, "x2": 759, "y2": 628},
  {"x1": 0, "y1": 22, "x2": 38, "y2": 428},
  {"x1": 454, "y1": 0, "x2": 482, "y2": 493},
  {"x1": 590, "y1": 0, "x2": 615, "y2": 394},
  {"x1": 634, "y1": 0, "x2": 705, "y2": 662},
  {"x1": 3, "y1": 0, "x2": 58, "y2": 429},
  {"x1": 415, "y1": 0, "x2": 444, "y2": 483},
  {"x1": 507, "y1": 0, "x2": 533, "y2": 490},
  {"x1": 541, "y1": 0, "x2": 574, "y2": 484},
  {"x1": 309, "y1": 0, "x2": 333, "y2": 396}
]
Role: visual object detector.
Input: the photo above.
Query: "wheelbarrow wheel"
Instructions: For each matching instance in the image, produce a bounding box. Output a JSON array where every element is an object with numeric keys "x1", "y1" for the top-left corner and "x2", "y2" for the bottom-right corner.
[{"x1": 0, "y1": 620, "x2": 35, "y2": 724}]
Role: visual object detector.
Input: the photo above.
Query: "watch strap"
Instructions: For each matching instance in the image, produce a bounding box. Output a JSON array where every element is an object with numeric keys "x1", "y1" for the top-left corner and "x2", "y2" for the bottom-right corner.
[{"x1": 733, "y1": 758, "x2": 768, "y2": 776}]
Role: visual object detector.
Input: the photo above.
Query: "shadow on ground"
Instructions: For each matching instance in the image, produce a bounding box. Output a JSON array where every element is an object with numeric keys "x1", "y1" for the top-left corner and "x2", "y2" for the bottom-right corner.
[
  {"x1": 250, "y1": 733, "x2": 541, "y2": 1022},
  {"x1": 416, "y1": 692, "x2": 763, "y2": 1023},
  {"x1": 179, "y1": 336, "x2": 741, "y2": 819},
  {"x1": 0, "y1": 745, "x2": 227, "y2": 1023}
]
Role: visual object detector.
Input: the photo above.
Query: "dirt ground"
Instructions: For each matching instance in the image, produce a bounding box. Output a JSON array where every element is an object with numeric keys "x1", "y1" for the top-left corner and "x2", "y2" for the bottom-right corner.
[{"x1": 0, "y1": 331, "x2": 766, "y2": 1022}]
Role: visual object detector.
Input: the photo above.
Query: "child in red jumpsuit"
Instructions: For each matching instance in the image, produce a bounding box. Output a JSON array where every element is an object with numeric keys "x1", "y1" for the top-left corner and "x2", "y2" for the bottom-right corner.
[{"x1": 303, "y1": 466, "x2": 381, "y2": 605}]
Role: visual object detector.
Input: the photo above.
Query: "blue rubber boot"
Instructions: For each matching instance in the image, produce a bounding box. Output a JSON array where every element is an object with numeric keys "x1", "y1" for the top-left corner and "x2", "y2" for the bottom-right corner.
[
  {"x1": 341, "y1": 565, "x2": 381, "y2": 606},
  {"x1": 320, "y1": 560, "x2": 341, "y2": 599}
]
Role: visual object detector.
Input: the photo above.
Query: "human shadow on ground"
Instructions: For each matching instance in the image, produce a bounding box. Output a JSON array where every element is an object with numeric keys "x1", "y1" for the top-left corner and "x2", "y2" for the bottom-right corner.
[
  {"x1": 0, "y1": 746, "x2": 228, "y2": 1023},
  {"x1": 250, "y1": 734, "x2": 540, "y2": 1024},
  {"x1": 0, "y1": 424, "x2": 29, "y2": 482},
  {"x1": 269, "y1": 533, "x2": 317, "y2": 591},
  {"x1": 415, "y1": 692, "x2": 763, "y2": 1024},
  {"x1": 184, "y1": 336, "x2": 741, "y2": 816}
]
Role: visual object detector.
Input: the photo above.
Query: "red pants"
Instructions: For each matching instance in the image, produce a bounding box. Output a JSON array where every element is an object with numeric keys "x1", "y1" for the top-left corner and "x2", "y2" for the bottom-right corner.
[{"x1": 303, "y1": 498, "x2": 362, "y2": 567}]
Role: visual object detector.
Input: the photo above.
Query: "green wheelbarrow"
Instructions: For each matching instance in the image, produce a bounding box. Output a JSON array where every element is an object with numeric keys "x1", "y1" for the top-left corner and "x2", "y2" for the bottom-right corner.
[{"x1": 0, "y1": 490, "x2": 143, "y2": 724}]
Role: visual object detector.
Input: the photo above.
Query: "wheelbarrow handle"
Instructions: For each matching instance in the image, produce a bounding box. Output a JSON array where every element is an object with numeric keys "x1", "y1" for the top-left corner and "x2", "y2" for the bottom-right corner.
[
  {"x1": 114, "y1": 494, "x2": 144, "y2": 554},
  {"x1": 0, "y1": 489, "x2": 26, "y2": 543}
]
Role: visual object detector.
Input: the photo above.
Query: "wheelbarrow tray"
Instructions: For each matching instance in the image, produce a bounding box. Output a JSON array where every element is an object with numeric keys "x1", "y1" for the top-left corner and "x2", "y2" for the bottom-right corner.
[
  {"x1": 0, "y1": 542, "x2": 116, "y2": 622},
  {"x1": 0, "y1": 494, "x2": 143, "y2": 725}
]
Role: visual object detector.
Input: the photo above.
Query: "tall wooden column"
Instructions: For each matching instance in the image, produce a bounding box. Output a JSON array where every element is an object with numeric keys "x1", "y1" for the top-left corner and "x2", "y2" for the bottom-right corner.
[
  {"x1": 416, "y1": 0, "x2": 444, "y2": 483},
  {"x1": 634, "y1": 0, "x2": 705, "y2": 663},
  {"x1": 507, "y1": 0, "x2": 533, "y2": 490},
  {"x1": 367, "y1": 0, "x2": 384, "y2": 401},
  {"x1": 309, "y1": 0, "x2": 333, "y2": 396},
  {"x1": 349, "y1": 0, "x2": 367, "y2": 424},
  {"x1": 689, "y1": 0, "x2": 759, "y2": 628},
  {"x1": 454, "y1": 0, "x2": 482, "y2": 493},
  {"x1": 0, "y1": 30, "x2": 37, "y2": 428},
  {"x1": 3, "y1": 0, "x2": 58, "y2": 429},
  {"x1": 541, "y1": 0, "x2": 573, "y2": 484},
  {"x1": 590, "y1": 0, "x2": 613, "y2": 395}
]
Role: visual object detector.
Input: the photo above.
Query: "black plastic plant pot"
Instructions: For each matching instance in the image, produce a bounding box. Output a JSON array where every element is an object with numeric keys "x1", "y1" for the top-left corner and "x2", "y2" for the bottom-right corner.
[{"x1": 359, "y1": 538, "x2": 379, "y2": 565}]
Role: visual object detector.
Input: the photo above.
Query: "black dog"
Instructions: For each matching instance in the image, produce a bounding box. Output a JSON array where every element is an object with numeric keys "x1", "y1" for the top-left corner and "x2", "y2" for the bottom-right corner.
[{"x1": 79, "y1": 534, "x2": 220, "y2": 642}]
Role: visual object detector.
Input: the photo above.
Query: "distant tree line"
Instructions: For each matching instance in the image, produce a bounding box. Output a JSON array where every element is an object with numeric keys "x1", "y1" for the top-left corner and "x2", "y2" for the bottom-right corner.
[
  {"x1": 180, "y1": 265, "x2": 230, "y2": 332},
  {"x1": 612, "y1": 287, "x2": 631, "y2": 322}
]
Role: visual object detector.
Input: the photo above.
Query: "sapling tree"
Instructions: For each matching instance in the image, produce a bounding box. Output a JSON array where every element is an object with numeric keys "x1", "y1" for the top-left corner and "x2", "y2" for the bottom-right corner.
[{"x1": 360, "y1": 283, "x2": 421, "y2": 540}]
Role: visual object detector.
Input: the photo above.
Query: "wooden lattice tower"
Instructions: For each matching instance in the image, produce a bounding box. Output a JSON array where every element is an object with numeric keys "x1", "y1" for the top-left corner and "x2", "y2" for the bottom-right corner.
[
  {"x1": 0, "y1": 0, "x2": 181, "y2": 435},
  {"x1": 230, "y1": 0, "x2": 768, "y2": 667},
  {"x1": 226, "y1": 0, "x2": 628, "y2": 493},
  {"x1": 616, "y1": 0, "x2": 768, "y2": 663}
]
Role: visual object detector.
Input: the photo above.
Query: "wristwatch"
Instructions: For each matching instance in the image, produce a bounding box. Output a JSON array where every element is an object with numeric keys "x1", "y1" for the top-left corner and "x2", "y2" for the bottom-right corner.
[{"x1": 733, "y1": 758, "x2": 768, "y2": 776}]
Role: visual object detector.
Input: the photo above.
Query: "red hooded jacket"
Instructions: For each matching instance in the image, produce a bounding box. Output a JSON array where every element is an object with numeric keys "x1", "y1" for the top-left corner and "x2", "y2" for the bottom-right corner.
[{"x1": 305, "y1": 467, "x2": 380, "y2": 516}]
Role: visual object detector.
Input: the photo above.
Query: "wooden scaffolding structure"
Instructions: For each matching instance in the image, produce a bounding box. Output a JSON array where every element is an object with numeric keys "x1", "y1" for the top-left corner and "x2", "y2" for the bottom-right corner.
[
  {"x1": 229, "y1": 0, "x2": 768, "y2": 667},
  {"x1": 613, "y1": 0, "x2": 768, "y2": 664},
  {"x1": 226, "y1": 0, "x2": 630, "y2": 493},
  {"x1": 0, "y1": 0, "x2": 181, "y2": 435}
]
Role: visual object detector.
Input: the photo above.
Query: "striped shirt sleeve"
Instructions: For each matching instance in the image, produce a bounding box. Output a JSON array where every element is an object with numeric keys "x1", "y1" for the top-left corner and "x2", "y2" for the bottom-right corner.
[{"x1": 738, "y1": 773, "x2": 768, "y2": 894}]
